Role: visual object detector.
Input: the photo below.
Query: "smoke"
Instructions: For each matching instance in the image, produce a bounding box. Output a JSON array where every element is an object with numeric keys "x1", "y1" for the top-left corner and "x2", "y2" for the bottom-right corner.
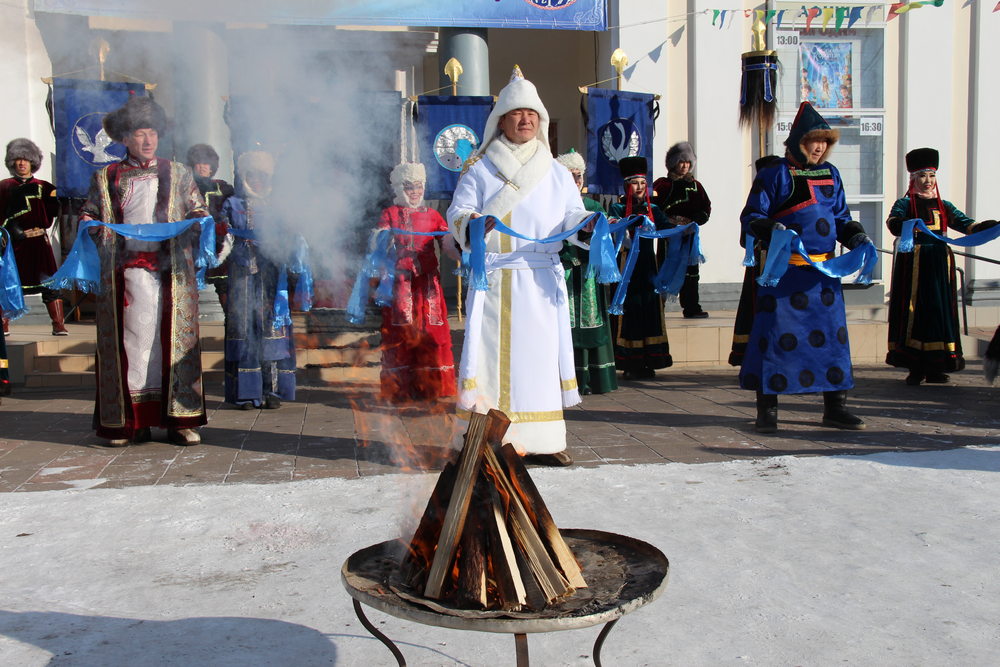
[
  {"x1": 35, "y1": 11, "x2": 417, "y2": 284},
  {"x1": 206, "y1": 25, "x2": 405, "y2": 284}
]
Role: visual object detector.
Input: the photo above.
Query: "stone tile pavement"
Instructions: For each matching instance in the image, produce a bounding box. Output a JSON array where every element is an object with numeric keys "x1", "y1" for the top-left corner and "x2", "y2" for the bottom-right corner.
[{"x1": 2, "y1": 362, "x2": 998, "y2": 493}]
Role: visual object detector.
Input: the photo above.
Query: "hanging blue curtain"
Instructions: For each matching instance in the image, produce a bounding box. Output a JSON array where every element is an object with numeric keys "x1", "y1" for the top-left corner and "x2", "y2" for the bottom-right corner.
[
  {"x1": 585, "y1": 88, "x2": 657, "y2": 197},
  {"x1": 51, "y1": 79, "x2": 146, "y2": 198},
  {"x1": 416, "y1": 95, "x2": 494, "y2": 199}
]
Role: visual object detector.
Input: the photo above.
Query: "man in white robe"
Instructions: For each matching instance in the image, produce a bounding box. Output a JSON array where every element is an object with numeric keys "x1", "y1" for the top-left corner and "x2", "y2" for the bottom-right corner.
[{"x1": 448, "y1": 66, "x2": 590, "y2": 465}]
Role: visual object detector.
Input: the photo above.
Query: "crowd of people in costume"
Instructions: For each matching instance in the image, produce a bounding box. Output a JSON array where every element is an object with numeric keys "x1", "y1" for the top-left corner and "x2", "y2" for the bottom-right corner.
[{"x1": 2, "y1": 72, "x2": 998, "y2": 460}]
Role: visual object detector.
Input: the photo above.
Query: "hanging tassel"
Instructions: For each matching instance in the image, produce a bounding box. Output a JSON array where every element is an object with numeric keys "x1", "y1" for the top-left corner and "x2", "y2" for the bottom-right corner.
[{"x1": 739, "y1": 14, "x2": 779, "y2": 131}]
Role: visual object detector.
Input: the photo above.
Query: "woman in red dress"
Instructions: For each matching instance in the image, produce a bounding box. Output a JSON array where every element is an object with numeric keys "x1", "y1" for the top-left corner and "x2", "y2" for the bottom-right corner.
[{"x1": 377, "y1": 163, "x2": 459, "y2": 401}]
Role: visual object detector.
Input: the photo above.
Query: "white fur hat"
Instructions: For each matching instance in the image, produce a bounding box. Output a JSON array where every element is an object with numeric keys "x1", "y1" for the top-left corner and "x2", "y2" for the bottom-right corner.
[
  {"x1": 389, "y1": 162, "x2": 427, "y2": 206},
  {"x1": 389, "y1": 162, "x2": 426, "y2": 187},
  {"x1": 476, "y1": 65, "x2": 550, "y2": 156},
  {"x1": 555, "y1": 149, "x2": 586, "y2": 173}
]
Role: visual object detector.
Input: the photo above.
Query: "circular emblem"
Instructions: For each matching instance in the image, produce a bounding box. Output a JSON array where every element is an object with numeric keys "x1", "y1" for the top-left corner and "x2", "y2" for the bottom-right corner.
[
  {"x1": 599, "y1": 118, "x2": 641, "y2": 165},
  {"x1": 434, "y1": 124, "x2": 479, "y2": 173},
  {"x1": 523, "y1": 0, "x2": 578, "y2": 9},
  {"x1": 71, "y1": 112, "x2": 126, "y2": 167}
]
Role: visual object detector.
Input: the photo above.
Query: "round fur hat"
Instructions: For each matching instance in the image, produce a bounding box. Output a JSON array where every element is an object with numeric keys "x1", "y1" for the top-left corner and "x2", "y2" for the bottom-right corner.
[
  {"x1": 905, "y1": 147, "x2": 938, "y2": 173},
  {"x1": 102, "y1": 96, "x2": 170, "y2": 143},
  {"x1": 237, "y1": 150, "x2": 274, "y2": 176},
  {"x1": 556, "y1": 149, "x2": 586, "y2": 174},
  {"x1": 5, "y1": 138, "x2": 43, "y2": 174},
  {"x1": 186, "y1": 143, "x2": 220, "y2": 176},
  {"x1": 665, "y1": 141, "x2": 696, "y2": 171},
  {"x1": 619, "y1": 156, "x2": 648, "y2": 180},
  {"x1": 389, "y1": 162, "x2": 426, "y2": 187},
  {"x1": 390, "y1": 162, "x2": 427, "y2": 206}
]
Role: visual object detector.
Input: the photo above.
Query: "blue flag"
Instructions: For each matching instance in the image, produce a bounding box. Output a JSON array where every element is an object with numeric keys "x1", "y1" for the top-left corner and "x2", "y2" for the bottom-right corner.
[
  {"x1": 585, "y1": 89, "x2": 658, "y2": 196},
  {"x1": 416, "y1": 95, "x2": 494, "y2": 199},
  {"x1": 52, "y1": 79, "x2": 146, "y2": 198}
]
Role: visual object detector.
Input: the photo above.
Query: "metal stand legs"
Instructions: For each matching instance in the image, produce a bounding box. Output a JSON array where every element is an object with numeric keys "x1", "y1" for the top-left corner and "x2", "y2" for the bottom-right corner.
[
  {"x1": 353, "y1": 599, "x2": 406, "y2": 666},
  {"x1": 353, "y1": 601, "x2": 620, "y2": 667}
]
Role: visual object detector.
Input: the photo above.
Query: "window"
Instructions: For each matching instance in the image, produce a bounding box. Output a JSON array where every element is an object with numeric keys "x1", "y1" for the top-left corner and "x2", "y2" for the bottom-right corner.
[{"x1": 770, "y1": 2, "x2": 887, "y2": 273}]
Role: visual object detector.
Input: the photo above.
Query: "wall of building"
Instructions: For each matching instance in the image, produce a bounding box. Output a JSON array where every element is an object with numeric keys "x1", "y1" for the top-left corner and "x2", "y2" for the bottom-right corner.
[{"x1": 1, "y1": 1, "x2": 55, "y2": 183}]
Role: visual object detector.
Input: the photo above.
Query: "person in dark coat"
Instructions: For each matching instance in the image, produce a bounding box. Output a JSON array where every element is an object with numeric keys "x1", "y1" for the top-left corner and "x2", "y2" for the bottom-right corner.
[
  {"x1": 186, "y1": 143, "x2": 234, "y2": 310},
  {"x1": 609, "y1": 156, "x2": 673, "y2": 380},
  {"x1": 652, "y1": 141, "x2": 712, "y2": 318},
  {"x1": 0, "y1": 138, "x2": 66, "y2": 335}
]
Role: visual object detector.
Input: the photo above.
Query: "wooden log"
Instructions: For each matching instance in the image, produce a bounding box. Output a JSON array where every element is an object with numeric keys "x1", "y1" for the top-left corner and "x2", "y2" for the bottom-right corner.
[
  {"x1": 482, "y1": 445, "x2": 571, "y2": 604},
  {"x1": 454, "y1": 481, "x2": 488, "y2": 608},
  {"x1": 498, "y1": 443, "x2": 587, "y2": 589},
  {"x1": 484, "y1": 481, "x2": 527, "y2": 610},
  {"x1": 399, "y1": 460, "x2": 458, "y2": 589},
  {"x1": 424, "y1": 410, "x2": 509, "y2": 599}
]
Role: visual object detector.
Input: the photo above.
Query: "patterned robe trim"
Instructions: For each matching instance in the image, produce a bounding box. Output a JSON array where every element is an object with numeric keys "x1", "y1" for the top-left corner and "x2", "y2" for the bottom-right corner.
[{"x1": 89, "y1": 159, "x2": 207, "y2": 428}]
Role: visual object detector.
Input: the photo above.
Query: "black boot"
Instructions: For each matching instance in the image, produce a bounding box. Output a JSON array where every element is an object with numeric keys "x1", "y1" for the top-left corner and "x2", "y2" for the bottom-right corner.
[
  {"x1": 755, "y1": 391, "x2": 778, "y2": 433},
  {"x1": 822, "y1": 391, "x2": 866, "y2": 430}
]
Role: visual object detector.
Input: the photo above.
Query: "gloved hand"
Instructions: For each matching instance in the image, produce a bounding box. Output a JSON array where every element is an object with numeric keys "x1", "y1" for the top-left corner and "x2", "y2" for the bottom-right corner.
[
  {"x1": 974, "y1": 219, "x2": 998, "y2": 231},
  {"x1": 773, "y1": 222, "x2": 787, "y2": 232},
  {"x1": 846, "y1": 232, "x2": 871, "y2": 250}
]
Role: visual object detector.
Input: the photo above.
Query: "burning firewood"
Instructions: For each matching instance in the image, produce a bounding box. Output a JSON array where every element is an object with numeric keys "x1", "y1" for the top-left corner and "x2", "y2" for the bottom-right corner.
[{"x1": 399, "y1": 409, "x2": 586, "y2": 611}]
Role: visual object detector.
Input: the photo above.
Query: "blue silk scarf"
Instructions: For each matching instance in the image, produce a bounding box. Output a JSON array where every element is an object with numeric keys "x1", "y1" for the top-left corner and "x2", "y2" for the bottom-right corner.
[
  {"x1": 43, "y1": 217, "x2": 217, "y2": 293},
  {"x1": 228, "y1": 227, "x2": 314, "y2": 329},
  {"x1": 897, "y1": 218, "x2": 1000, "y2": 253},
  {"x1": 0, "y1": 228, "x2": 28, "y2": 320},
  {"x1": 756, "y1": 228, "x2": 878, "y2": 288}
]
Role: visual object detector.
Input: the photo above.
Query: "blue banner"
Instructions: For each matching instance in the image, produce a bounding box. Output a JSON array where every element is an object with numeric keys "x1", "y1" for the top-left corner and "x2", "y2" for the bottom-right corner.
[
  {"x1": 417, "y1": 96, "x2": 494, "y2": 200},
  {"x1": 585, "y1": 88, "x2": 657, "y2": 196},
  {"x1": 35, "y1": 0, "x2": 608, "y2": 30},
  {"x1": 52, "y1": 79, "x2": 147, "y2": 198}
]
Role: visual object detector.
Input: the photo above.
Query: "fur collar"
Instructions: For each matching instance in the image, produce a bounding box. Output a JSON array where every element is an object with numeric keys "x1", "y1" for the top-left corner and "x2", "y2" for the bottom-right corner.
[{"x1": 481, "y1": 138, "x2": 552, "y2": 220}]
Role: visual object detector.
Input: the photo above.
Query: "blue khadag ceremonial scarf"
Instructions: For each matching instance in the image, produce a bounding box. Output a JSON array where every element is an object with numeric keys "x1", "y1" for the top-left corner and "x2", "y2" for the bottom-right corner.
[
  {"x1": 228, "y1": 227, "x2": 313, "y2": 329},
  {"x1": 43, "y1": 218, "x2": 217, "y2": 293},
  {"x1": 756, "y1": 228, "x2": 878, "y2": 287},
  {"x1": 0, "y1": 228, "x2": 28, "y2": 320},
  {"x1": 897, "y1": 218, "x2": 1000, "y2": 253}
]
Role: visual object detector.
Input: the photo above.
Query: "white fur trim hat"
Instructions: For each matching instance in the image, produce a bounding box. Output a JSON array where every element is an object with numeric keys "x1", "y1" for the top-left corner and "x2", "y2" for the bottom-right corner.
[
  {"x1": 556, "y1": 149, "x2": 586, "y2": 173},
  {"x1": 477, "y1": 65, "x2": 550, "y2": 156},
  {"x1": 390, "y1": 162, "x2": 426, "y2": 206}
]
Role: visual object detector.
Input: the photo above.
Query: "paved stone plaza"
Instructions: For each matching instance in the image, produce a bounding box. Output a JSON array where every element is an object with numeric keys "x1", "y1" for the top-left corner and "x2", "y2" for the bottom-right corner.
[{"x1": 2, "y1": 361, "x2": 997, "y2": 493}]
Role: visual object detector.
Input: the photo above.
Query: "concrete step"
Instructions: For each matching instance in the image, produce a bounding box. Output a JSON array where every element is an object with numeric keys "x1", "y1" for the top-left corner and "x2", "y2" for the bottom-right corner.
[
  {"x1": 305, "y1": 365, "x2": 380, "y2": 385},
  {"x1": 23, "y1": 371, "x2": 96, "y2": 388}
]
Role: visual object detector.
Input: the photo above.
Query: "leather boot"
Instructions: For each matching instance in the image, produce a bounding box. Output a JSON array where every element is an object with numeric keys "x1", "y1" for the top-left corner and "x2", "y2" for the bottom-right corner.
[
  {"x1": 46, "y1": 300, "x2": 68, "y2": 336},
  {"x1": 755, "y1": 391, "x2": 778, "y2": 433},
  {"x1": 822, "y1": 391, "x2": 866, "y2": 430}
]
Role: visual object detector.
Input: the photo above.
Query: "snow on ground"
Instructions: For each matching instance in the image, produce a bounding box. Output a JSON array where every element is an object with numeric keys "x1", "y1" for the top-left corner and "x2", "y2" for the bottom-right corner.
[{"x1": 2, "y1": 446, "x2": 999, "y2": 666}]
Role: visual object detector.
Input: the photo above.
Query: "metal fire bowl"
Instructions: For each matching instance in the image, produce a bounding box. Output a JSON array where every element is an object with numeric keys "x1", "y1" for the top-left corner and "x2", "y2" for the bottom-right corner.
[{"x1": 341, "y1": 528, "x2": 669, "y2": 634}]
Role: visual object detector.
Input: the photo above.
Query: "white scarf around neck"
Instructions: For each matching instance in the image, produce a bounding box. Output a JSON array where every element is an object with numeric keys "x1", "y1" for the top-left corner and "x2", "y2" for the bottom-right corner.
[{"x1": 481, "y1": 135, "x2": 552, "y2": 222}]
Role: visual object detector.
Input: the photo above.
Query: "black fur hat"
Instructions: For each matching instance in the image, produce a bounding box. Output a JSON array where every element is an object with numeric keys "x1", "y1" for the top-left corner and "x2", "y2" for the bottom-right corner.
[
  {"x1": 186, "y1": 144, "x2": 220, "y2": 176},
  {"x1": 665, "y1": 141, "x2": 696, "y2": 171},
  {"x1": 619, "y1": 156, "x2": 648, "y2": 180},
  {"x1": 102, "y1": 96, "x2": 169, "y2": 143},
  {"x1": 905, "y1": 147, "x2": 938, "y2": 173},
  {"x1": 754, "y1": 154, "x2": 781, "y2": 173},
  {"x1": 5, "y1": 138, "x2": 43, "y2": 174}
]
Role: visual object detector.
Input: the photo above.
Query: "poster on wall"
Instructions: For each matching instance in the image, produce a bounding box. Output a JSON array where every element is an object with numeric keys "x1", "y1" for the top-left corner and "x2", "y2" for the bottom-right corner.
[{"x1": 798, "y1": 42, "x2": 853, "y2": 110}]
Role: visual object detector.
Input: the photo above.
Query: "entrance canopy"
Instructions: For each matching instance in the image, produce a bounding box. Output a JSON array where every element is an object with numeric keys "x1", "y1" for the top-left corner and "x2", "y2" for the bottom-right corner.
[{"x1": 32, "y1": 0, "x2": 608, "y2": 30}]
